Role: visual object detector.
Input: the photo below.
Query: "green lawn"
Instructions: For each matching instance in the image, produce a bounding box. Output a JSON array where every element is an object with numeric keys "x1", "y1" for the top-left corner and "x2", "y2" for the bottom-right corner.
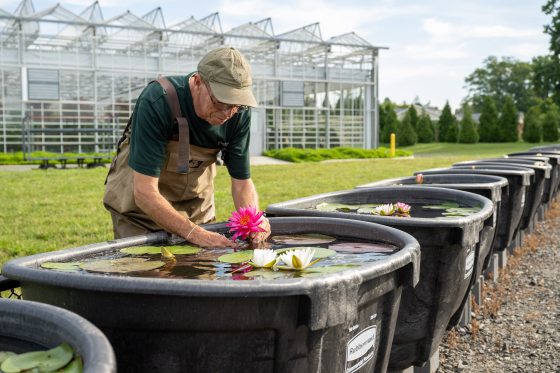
[{"x1": 0, "y1": 142, "x2": 547, "y2": 266}]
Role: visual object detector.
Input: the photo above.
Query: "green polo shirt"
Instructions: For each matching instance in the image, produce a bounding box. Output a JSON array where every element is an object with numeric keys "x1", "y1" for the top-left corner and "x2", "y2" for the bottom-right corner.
[{"x1": 128, "y1": 73, "x2": 251, "y2": 179}]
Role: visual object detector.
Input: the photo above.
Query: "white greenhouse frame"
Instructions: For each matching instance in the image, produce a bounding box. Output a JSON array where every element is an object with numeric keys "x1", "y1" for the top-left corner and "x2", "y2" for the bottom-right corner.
[{"x1": 0, "y1": 0, "x2": 384, "y2": 156}]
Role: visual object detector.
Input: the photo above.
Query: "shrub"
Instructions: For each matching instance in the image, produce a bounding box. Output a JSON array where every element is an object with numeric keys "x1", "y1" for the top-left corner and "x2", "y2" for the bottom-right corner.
[
  {"x1": 479, "y1": 96, "x2": 499, "y2": 142},
  {"x1": 541, "y1": 103, "x2": 560, "y2": 142},
  {"x1": 263, "y1": 147, "x2": 413, "y2": 163},
  {"x1": 438, "y1": 102, "x2": 455, "y2": 142}
]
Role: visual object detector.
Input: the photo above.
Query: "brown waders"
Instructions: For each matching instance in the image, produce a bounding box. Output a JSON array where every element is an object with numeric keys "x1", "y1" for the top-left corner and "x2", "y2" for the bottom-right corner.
[{"x1": 103, "y1": 77, "x2": 219, "y2": 239}]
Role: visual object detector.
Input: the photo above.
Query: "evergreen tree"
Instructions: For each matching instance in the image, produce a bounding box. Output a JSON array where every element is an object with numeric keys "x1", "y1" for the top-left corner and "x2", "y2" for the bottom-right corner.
[
  {"x1": 438, "y1": 102, "x2": 455, "y2": 142},
  {"x1": 498, "y1": 96, "x2": 519, "y2": 142},
  {"x1": 542, "y1": 102, "x2": 560, "y2": 142},
  {"x1": 522, "y1": 106, "x2": 543, "y2": 143},
  {"x1": 478, "y1": 96, "x2": 500, "y2": 142},
  {"x1": 458, "y1": 104, "x2": 479, "y2": 143},
  {"x1": 379, "y1": 99, "x2": 399, "y2": 143},
  {"x1": 446, "y1": 120, "x2": 459, "y2": 142},
  {"x1": 408, "y1": 105, "x2": 419, "y2": 132},
  {"x1": 397, "y1": 110, "x2": 417, "y2": 146},
  {"x1": 417, "y1": 113, "x2": 434, "y2": 143}
]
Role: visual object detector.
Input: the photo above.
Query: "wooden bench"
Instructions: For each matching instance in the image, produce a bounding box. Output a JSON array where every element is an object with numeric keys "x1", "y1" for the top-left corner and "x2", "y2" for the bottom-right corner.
[{"x1": 35, "y1": 155, "x2": 113, "y2": 169}]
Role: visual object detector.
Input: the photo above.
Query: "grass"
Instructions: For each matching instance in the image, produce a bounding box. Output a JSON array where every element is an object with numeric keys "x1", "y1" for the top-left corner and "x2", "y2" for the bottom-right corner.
[{"x1": 0, "y1": 141, "x2": 547, "y2": 266}]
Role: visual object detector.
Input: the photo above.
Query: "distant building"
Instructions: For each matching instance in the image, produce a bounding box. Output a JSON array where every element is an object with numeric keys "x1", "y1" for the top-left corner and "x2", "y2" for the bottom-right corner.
[
  {"x1": 0, "y1": 0, "x2": 386, "y2": 155},
  {"x1": 395, "y1": 103, "x2": 442, "y2": 121}
]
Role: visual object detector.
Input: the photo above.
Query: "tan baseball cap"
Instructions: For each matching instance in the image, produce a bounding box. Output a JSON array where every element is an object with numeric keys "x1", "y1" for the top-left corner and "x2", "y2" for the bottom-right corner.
[{"x1": 197, "y1": 47, "x2": 258, "y2": 107}]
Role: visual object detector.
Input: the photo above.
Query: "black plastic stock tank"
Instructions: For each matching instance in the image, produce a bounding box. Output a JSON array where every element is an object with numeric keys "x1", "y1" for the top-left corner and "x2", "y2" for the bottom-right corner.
[
  {"x1": 1, "y1": 217, "x2": 420, "y2": 373},
  {"x1": 415, "y1": 167, "x2": 531, "y2": 251},
  {"x1": 265, "y1": 186, "x2": 493, "y2": 370},
  {"x1": 0, "y1": 296, "x2": 116, "y2": 373},
  {"x1": 356, "y1": 173, "x2": 507, "y2": 283},
  {"x1": 453, "y1": 160, "x2": 549, "y2": 231}
]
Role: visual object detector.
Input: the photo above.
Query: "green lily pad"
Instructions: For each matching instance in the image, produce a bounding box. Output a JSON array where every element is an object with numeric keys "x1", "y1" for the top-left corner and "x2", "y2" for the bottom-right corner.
[
  {"x1": 276, "y1": 247, "x2": 336, "y2": 259},
  {"x1": 299, "y1": 264, "x2": 362, "y2": 277},
  {"x1": 59, "y1": 356, "x2": 83, "y2": 373},
  {"x1": 329, "y1": 242, "x2": 397, "y2": 253},
  {"x1": 120, "y1": 245, "x2": 201, "y2": 255},
  {"x1": 218, "y1": 250, "x2": 253, "y2": 264},
  {"x1": 243, "y1": 269, "x2": 285, "y2": 279},
  {"x1": 315, "y1": 202, "x2": 357, "y2": 212},
  {"x1": 0, "y1": 352, "x2": 15, "y2": 364},
  {"x1": 271, "y1": 234, "x2": 336, "y2": 245},
  {"x1": 80, "y1": 258, "x2": 165, "y2": 273},
  {"x1": 423, "y1": 202, "x2": 460, "y2": 210},
  {"x1": 40, "y1": 262, "x2": 82, "y2": 272},
  {"x1": 1, "y1": 343, "x2": 73, "y2": 373}
]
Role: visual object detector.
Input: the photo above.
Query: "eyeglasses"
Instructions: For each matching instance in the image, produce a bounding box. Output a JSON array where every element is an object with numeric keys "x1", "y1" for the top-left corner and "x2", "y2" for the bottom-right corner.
[{"x1": 203, "y1": 80, "x2": 249, "y2": 113}]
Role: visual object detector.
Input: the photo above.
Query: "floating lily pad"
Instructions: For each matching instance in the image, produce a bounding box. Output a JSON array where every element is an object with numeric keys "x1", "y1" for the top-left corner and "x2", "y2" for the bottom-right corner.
[
  {"x1": 0, "y1": 352, "x2": 15, "y2": 364},
  {"x1": 120, "y1": 245, "x2": 201, "y2": 255},
  {"x1": 60, "y1": 356, "x2": 83, "y2": 373},
  {"x1": 1, "y1": 343, "x2": 73, "y2": 373},
  {"x1": 423, "y1": 202, "x2": 460, "y2": 210},
  {"x1": 276, "y1": 247, "x2": 336, "y2": 258},
  {"x1": 300, "y1": 264, "x2": 361, "y2": 276},
  {"x1": 329, "y1": 242, "x2": 397, "y2": 253},
  {"x1": 80, "y1": 258, "x2": 165, "y2": 273},
  {"x1": 243, "y1": 269, "x2": 285, "y2": 279},
  {"x1": 315, "y1": 202, "x2": 357, "y2": 212},
  {"x1": 217, "y1": 250, "x2": 253, "y2": 264},
  {"x1": 271, "y1": 234, "x2": 336, "y2": 245},
  {"x1": 40, "y1": 261, "x2": 82, "y2": 272},
  {"x1": 357, "y1": 206, "x2": 379, "y2": 214}
]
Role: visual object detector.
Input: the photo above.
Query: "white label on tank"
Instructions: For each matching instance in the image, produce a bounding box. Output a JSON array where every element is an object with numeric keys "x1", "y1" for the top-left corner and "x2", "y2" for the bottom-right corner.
[
  {"x1": 346, "y1": 325, "x2": 376, "y2": 373},
  {"x1": 464, "y1": 247, "x2": 475, "y2": 279}
]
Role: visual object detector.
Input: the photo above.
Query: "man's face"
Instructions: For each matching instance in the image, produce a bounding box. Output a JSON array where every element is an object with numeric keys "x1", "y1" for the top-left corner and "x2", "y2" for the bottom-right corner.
[{"x1": 192, "y1": 74, "x2": 244, "y2": 126}]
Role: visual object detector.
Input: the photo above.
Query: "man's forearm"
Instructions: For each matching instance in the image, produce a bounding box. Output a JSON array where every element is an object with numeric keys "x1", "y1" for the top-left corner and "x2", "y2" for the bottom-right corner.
[
  {"x1": 231, "y1": 178, "x2": 259, "y2": 209},
  {"x1": 133, "y1": 173, "x2": 196, "y2": 238}
]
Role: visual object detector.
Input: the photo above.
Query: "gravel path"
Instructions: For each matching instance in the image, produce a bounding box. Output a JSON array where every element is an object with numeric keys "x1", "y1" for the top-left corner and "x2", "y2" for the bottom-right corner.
[{"x1": 438, "y1": 201, "x2": 560, "y2": 373}]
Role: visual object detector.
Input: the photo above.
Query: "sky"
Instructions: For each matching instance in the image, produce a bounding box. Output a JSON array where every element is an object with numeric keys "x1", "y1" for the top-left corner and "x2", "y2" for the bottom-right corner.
[{"x1": 0, "y1": 0, "x2": 552, "y2": 110}]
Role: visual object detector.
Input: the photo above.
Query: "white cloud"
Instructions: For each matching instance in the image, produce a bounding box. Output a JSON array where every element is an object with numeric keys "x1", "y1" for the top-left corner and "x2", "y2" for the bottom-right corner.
[
  {"x1": 422, "y1": 17, "x2": 543, "y2": 44},
  {"x1": 401, "y1": 42, "x2": 469, "y2": 60},
  {"x1": 217, "y1": 0, "x2": 421, "y2": 39}
]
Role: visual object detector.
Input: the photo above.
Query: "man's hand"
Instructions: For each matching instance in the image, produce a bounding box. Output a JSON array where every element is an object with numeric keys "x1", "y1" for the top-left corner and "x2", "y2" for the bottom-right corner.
[
  {"x1": 249, "y1": 216, "x2": 271, "y2": 244},
  {"x1": 187, "y1": 226, "x2": 239, "y2": 248}
]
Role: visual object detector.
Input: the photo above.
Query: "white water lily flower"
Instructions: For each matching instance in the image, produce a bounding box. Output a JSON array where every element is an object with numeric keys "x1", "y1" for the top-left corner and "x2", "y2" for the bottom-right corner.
[
  {"x1": 277, "y1": 248, "x2": 320, "y2": 270},
  {"x1": 373, "y1": 203, "x2": 395, "y2": 216},
  {"x1": 249, "y1": 249, "x2": 277, "y2": 268}
]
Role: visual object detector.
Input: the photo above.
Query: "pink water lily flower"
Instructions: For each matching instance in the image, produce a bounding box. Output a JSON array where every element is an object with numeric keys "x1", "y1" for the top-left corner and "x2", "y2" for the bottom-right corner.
[
  {"x1": 395, "y1": 202, "x2": 411, "y2": 215},
  {"x1": 373, "y1": 203, "x2": 395, "y2": 216},
  {"x1": 226, "y1": 206, "x2": 266, "y2": 241},
  {"x1": 416, "y1": 174, "x2": 424, "y2": 184}
]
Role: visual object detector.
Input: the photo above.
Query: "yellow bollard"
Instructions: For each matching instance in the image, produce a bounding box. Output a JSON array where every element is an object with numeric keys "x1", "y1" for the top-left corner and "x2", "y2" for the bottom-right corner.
[{"x1": 390, "y1": 133, "x2": 396, "y2": 157}]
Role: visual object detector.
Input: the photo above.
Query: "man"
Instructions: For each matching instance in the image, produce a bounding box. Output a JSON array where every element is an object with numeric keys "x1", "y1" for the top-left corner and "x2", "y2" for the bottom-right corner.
[{"x1": 104, "y1": 46, "x2": 270, "y2": 247}]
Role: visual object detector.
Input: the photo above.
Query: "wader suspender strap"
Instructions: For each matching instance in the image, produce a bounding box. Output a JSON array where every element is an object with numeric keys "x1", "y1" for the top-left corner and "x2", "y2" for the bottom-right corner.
[{"x1": 156, "y1": 77, "x2": 190, "y2": 174}]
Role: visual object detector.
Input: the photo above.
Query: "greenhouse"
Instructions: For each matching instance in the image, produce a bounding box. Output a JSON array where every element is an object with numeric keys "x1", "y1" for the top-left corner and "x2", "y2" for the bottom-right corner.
[{"x1": 0, "y1": 0, "x2": 383, "y2": 156}]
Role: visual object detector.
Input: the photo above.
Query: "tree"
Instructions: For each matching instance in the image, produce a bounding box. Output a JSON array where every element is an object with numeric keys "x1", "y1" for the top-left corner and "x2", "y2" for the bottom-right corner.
[
  {"x1": 438, "y1": 102, "x2": 456, "y2": 142},
  {"x1": 522, "y1": 106, "x2": 543, "y2": 143},
  {"x1": 464, "y1": 56, "x2": 534, "y2": 112},
  {"x1": 417, "y1": 113, "x2": 434, "y2": 143},
  {"x1": 446, "y1": 120, "x2": 459, "y2": 143},
  {"x1": 407, "y1": 105, "x2": 419, "y2": 132},
  {"x1": 478, "y1": 96, "x2": 500, "y2": 142},
  {"x1": 541, "y1": 101, "x2": 560, "y2": 142},
  {"x1": 379, "y1": 99, "x2": 399, "y2": 143},
  {"x1": 543, "y1": 0, "x2": 560, "y2": 106},
  {"x1": 458, "y1": 104, "x2": 478, "y2": 143},
  {"x1": 532, "y1": 55, "x2": 559, "y2": 104},
  {"x1": 396, "y1": 110, "x2": 417, "y2": 146},
  {"x1": 498, "y1": 96, "x2": 519, "y2": 142}
]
